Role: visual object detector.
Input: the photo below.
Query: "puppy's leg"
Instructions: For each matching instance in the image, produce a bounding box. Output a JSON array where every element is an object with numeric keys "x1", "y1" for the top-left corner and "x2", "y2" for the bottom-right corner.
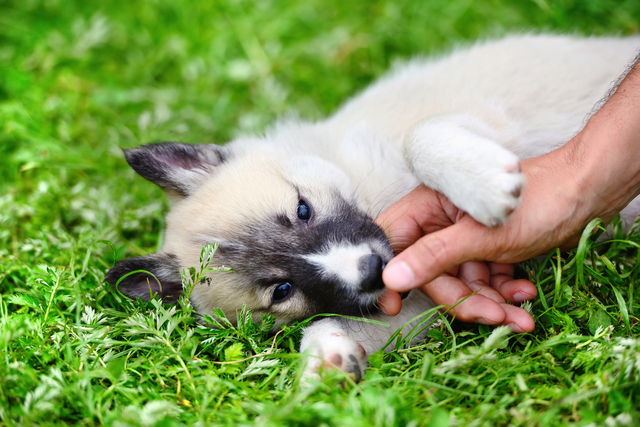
[
  {"x1": 405, "y1": 112, "x2": 525, "y2": 226},
  {"x1": 300, "y1": 291, "x2": 437, "y2": 382}
]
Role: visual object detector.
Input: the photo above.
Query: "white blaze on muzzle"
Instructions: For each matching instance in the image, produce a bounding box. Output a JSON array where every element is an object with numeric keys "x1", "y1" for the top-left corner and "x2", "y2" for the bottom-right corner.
[{"x1": 304, "y1": 243, "x2": 378, "y2": 290}]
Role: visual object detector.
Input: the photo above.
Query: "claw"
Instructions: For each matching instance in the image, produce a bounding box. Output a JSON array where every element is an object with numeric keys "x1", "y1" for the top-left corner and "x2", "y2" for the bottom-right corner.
[
  {"x1": 487, "y1": 217, "x2": 501, "y2": 227},
  {"x1": 344, "y1": 354, "x2": 362, "y2": 382}
]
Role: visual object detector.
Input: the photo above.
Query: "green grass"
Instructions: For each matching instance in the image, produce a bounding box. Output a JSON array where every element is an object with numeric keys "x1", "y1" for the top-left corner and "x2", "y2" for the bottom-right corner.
[{"x1": 1, "y1": 0, "x2": 640, "y2": 425}]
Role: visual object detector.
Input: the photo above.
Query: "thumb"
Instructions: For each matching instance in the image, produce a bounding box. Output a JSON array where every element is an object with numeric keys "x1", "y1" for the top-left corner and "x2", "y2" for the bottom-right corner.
[{"x1": 382, "y1": 219, "x2": 483, "y2": 292}]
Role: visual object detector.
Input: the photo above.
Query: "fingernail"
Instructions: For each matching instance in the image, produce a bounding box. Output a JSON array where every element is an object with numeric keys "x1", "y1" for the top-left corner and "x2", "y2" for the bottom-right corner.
[
  {"x1": 383, "y1": 260, "x2": 415, "y2": 291},
  {"x1": 507, "y1": 322, "x2": 526, "y2": 333},
  {"x1": 513, "y1": 291, "x2": 534, "y2": 303}
]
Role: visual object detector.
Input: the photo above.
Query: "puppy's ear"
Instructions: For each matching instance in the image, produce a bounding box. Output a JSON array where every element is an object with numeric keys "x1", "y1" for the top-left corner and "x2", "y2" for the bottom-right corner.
[
  {"x1": 124, "y1": 142, "x2": 228, "y2": 197},
  {"x1": 105, "y1": 253, "x2": 183, "y2": 303}
]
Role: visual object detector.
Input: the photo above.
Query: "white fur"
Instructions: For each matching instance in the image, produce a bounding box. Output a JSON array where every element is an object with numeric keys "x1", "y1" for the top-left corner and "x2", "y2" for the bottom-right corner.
[
  {"x1": 304, "y1": 244, "x2": 373, "y2": 289},
  {"x1": 301, "y1": 292, "x2": 437, "y2": 382}
]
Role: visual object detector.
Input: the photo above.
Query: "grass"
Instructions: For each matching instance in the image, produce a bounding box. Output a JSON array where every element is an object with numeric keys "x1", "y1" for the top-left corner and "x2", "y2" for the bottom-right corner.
[{"x1": 1, "y1": 0, "x2": 640, "y2": 425}]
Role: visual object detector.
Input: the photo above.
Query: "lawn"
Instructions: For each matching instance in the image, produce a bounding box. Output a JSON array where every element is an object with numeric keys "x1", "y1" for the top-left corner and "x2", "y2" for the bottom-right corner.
[{"x1": 1, "y1": 0, "x2": 640, "y2": 425}]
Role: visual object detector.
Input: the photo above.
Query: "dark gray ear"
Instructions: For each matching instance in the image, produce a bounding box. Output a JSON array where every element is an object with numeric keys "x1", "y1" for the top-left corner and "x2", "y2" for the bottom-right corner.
[
  {"x1": 105, "y1": 253, "x2": 183, "y2": 303},
  {"x1": 124, "y1": 142, "x2": 228, "y2": 197}
]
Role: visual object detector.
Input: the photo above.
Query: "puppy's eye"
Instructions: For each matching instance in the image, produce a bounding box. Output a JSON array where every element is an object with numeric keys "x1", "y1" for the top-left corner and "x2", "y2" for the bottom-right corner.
[
  {"x1": 297, "y1": 200, "x2": 311, "y2": 222},
  {"x1": 272, "y1": 282, "x2": 293, "y2": 302}
]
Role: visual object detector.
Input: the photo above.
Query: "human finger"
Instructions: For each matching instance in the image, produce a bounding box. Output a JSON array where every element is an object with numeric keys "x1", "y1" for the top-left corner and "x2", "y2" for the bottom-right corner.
[
  {"x1": 456, "y1": 261, "x2": 514, "y2": 306},
  {"x1": 488, "y1": 263, "x2": 514, "y2": 276},
  {"x1": 488, "y1": 263, "x2": 538, "y2": 303},
  {"x1": 377, "y1": 289, "x2": 402, "y2": 316},
  {"x1": 500, "y1": 304, "x2": 535, "y2": 333},
  {"x1": 419, "y1": 274, "x2": 506, "y2": 325},
  {"x1": 383, "y1": 217, "x2": 484, "y2": 292},
  {"x1": 455, "y1": 262, "x2": 536, "y2": 331},
  {"x1": 376, "y1": 185, "x2": 455, "y2": 254},
  {"x1": 376, "y1": 206, "x2": 423, "y2": 254}
]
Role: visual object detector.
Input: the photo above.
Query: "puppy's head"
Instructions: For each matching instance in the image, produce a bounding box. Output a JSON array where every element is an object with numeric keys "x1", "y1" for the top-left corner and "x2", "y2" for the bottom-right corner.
[{"x1": 106, "y1": 141, "x2": 392, "y2": 324}]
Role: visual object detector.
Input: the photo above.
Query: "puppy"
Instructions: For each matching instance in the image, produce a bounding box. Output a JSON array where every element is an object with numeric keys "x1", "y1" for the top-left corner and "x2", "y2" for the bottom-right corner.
[{"x1": 106, "y1": 34, "x2": 640, "y2": 380}]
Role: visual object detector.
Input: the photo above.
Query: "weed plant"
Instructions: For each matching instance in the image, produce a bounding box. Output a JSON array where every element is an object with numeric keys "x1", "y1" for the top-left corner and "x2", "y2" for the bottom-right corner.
[{"x1": 1, "y1": 0, "x2": 639, "y2": 425}]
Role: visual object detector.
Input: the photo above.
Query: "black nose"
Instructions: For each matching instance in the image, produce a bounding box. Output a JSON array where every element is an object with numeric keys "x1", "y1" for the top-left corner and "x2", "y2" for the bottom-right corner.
[{"x1": 359, "y1": 254, "x2": 386, "y2": 293}]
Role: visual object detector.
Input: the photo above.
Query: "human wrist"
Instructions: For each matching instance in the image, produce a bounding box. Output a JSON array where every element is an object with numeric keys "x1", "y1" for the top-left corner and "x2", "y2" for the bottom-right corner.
[
  {"x1": 519, "y1": 143, "x2": 592, "y2": 243},
  {"x1": 549, "y1": 133, "x2": 607, "y2": 227}
]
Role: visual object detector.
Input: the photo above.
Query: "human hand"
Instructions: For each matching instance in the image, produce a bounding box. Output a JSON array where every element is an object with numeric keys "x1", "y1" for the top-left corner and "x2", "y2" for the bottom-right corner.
[
  {"x1": 375, "y1": 144, "x2": 598, "y2": 332},
  {"x1": 376, "y1": 56, "x2": 640, "y2": 333},
  {"x1": 375, "y1": 184, "x2": 541, "y2": 333},
  {"x1": 378, "y1": 143, "x2": 597, "y2": 288}
]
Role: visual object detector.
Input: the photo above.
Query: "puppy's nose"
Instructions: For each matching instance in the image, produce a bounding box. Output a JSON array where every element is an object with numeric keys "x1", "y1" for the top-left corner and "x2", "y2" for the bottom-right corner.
[{"x1": 359, "y1": 254, "x2": 386, "y2": 293}]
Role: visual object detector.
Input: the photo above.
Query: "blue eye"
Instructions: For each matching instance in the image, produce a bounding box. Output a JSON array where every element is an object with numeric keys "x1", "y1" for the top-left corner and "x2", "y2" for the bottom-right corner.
[
  {"x1": 297, "y1": 200, "x2": 311, "y2": 222},
  {"x1": 273, "y1": 283, "x2": 293, "y2": 302}
]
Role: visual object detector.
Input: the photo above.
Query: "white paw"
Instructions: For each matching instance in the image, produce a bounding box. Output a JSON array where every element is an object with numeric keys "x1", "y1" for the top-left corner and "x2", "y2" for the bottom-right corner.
[
  {"x1": 460, "y1": 153, "x2": 525, "y2": 227},
  {"x1": 406, "y1": 113, "x2": 526, "y2": 227},
  {"x1": 301, "y1": 331, "x2": 367, "y2": 383}
]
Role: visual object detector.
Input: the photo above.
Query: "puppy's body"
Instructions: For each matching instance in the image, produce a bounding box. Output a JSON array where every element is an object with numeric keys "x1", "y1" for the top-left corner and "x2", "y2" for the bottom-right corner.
[{"x1": 107, "y1": 34, "x2": 640, "y2": 379}]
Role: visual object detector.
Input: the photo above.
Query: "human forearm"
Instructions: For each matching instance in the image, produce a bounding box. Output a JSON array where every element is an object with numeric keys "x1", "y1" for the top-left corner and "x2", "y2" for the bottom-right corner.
[{"x1": 570, "y1": 51, "x2": 640, "y2": 224}]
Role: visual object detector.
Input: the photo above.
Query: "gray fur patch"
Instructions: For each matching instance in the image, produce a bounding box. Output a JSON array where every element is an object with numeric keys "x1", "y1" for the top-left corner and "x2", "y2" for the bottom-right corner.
[
  {"x1": 124, "y1": 142, "x2": 228, "y2": 197},
  {"x1": 105, "y1": 252, "x2": 183, "y2": 303},
  {"x1": 211, "y1": 192, "x2": 392, "y2": 317}
]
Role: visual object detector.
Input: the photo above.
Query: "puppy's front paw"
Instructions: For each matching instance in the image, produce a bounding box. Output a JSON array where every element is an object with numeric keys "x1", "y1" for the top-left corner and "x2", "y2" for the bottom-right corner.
[
  {"x1": 464, "y1": 155, "x2": 525, "y2": 227},
  {"x1": 406, "y1": 114, "x2": 526, "y2": 227},
  {"x1": 301, "y1": 331, "x2": 367, "y2": 384}
]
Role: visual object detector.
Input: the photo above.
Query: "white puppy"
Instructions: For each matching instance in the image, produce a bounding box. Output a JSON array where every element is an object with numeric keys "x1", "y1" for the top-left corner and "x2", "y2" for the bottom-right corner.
[{"x1": 106, "y1": 34, "x2": 640, "y2": 380}]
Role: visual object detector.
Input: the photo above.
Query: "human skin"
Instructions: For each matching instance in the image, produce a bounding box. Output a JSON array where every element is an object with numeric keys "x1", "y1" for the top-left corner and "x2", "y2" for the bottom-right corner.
[{"x1": 376, "y1": 56, "x2": 640, "y2": 333}]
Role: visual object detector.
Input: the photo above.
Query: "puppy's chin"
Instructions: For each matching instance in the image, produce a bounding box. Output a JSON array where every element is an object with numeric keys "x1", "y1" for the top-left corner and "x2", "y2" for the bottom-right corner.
[
  {"x1": 361, "y1": 290, "x2": 385, "y2": 311},
  {"x1": 335, "y1": 290, "x2": 386, "y2": 317}
]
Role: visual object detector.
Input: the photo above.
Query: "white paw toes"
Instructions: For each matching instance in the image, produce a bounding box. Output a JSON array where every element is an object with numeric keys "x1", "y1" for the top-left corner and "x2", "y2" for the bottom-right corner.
[
  {"x1": 405, "y1": 113, "x2": 529, "y2": 227},
  {"x1": 301, "y1": 332, "x2": 366, "y2": 383},
  {"x1": 463, "y1": 157, "x2": 525, "y2": 227}
]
